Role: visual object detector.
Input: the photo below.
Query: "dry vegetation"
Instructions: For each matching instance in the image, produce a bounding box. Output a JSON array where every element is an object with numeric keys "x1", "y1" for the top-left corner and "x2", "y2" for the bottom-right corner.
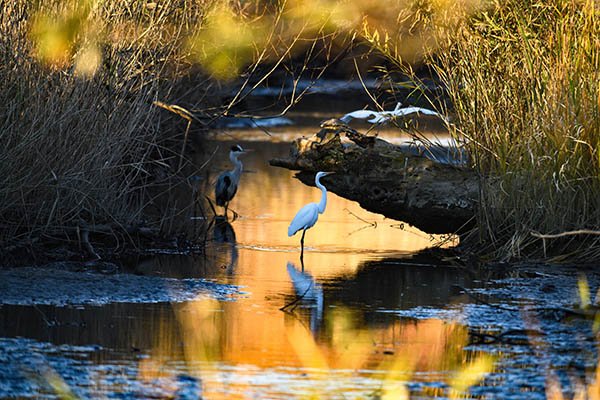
[
  {"x1": 0, "y1": 0, "x2": 354, "y2": 260},
  {"x1": 335, "y1": 0, "x2": 600, "y2": 262},
  {"x1": 2, "y1": 0, "x2": 598, "y2": 263},
  {"x1": 432, "y1": 0, "x2": 600, "y2": 261},
  {"x1": 0, "y1": 0, "x2": 222, "y2": 259}
]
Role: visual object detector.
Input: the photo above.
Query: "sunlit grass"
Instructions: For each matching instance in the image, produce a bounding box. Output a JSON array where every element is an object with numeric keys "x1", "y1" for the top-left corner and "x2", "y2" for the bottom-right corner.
[
  {"x1": 431, "y1": 0, "x2": 600, "y2": 261},
  {"x1": 0, "y1": 0, "x2": 219, "y2": 247}
]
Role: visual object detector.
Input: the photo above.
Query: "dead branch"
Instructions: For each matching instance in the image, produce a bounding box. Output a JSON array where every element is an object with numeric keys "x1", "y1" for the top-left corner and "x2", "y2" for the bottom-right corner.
[
  {"x1": 280, "y1": 281, "x2": 314, "y2": 312},
  {"x1": 531, "y1": 230, "x2": 600, "y2": 239}
]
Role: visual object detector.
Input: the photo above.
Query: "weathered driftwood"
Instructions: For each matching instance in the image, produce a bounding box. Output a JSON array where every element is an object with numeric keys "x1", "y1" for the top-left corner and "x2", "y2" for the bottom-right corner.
[{"x1": 269, "y1": 121, "x2": 478, "y2": 234}]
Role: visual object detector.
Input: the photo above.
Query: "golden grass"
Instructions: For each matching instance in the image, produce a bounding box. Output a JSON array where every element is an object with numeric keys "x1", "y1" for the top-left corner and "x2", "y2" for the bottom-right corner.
[
  {"x1": 0, "y1": 0, "x2": 220, "y2": 254},
  {"x1": 431, "y1": 0, "x2": 600, "y2": 261}
]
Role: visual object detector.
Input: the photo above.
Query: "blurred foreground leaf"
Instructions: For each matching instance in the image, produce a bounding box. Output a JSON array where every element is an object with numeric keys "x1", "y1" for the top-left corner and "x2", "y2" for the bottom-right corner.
[{"x1": 29, "y1": 0, "x2": 93, "y2": 68}]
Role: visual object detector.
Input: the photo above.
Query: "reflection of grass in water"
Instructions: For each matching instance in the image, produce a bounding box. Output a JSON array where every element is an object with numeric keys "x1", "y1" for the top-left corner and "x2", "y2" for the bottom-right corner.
[{"x1": 138, "y1": 298, "x2": 495, "y2": 398}]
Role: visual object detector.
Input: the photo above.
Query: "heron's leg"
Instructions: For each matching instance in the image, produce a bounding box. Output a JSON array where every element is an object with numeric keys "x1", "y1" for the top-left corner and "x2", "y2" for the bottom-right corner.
[{"x1": 224, "y1": 202, "x2": 229, "y2": 220}]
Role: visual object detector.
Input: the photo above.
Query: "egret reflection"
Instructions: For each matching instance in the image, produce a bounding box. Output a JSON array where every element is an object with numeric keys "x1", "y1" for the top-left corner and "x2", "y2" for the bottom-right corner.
[{"x1": 285, "y1": 261, "x2": 324, "y2": 334}]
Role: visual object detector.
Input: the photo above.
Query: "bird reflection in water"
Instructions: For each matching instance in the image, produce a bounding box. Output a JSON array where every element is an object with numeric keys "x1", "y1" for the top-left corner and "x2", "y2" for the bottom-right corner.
[
  {"x1": 212, "y1": 216, "x2": 238, "y2": 274},
  {"x1": 284, "y1": 261, "x2": 324, "y2": 334}
]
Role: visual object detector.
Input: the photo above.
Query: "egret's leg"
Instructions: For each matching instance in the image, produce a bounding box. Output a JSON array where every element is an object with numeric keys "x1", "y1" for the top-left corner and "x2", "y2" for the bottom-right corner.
[{"x1": 300, "y1": 229, "x2": 306, "y2": 266}]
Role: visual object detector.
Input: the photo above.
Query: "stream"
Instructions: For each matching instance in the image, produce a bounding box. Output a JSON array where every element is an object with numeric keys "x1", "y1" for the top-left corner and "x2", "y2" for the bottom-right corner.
[{"x1": 1, "y1": 96, "x2": 599, "y2": 399}]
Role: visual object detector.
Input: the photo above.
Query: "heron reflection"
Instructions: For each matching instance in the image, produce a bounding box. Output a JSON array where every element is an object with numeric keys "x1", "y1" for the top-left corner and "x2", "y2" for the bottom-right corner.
[
  {"x1": 212, "y1": 216, "x2": 238, "y2": 274},
  {"x1": 284, "y1": 261, "x2": 324, "y2": 334}
]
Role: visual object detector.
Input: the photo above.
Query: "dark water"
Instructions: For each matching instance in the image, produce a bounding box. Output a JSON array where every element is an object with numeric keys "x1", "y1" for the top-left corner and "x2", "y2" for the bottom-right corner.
[{"x1": 1, "y1": 126, "x2": 599, "y2": 398}]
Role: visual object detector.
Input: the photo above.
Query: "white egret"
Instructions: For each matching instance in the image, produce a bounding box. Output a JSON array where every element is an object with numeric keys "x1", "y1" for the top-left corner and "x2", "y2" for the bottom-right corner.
[
  {"x1": 215, "y1": 145, "x2": 247, "y2": 218},
  {"x1": 340, "y1": 102, "x2": 447, "y2": 124},
  {"x1": 288, "y1": 171, "x2": 333, "y2": 260}
]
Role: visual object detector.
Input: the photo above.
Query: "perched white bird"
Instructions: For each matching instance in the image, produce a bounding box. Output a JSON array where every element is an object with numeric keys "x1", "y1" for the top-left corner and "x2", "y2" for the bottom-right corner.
[
  {"x1": 340, "y1": 102, "x2": 447, "y2": 124},
  {"x1": 288, "y1": 171, "x2": 333, "y2": 260},
  {"x1": 215, "y1": 145, "x2": 247, "y2": 218}
]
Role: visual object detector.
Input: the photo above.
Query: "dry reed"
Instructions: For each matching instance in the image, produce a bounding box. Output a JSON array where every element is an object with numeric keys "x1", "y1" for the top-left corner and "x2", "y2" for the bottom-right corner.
[
  {"x1": 432, "y1": 0, "x2": 600, "y2": 261},
  {"x1": 0, "y1": 0, "x2": 220, "y2": 258}
]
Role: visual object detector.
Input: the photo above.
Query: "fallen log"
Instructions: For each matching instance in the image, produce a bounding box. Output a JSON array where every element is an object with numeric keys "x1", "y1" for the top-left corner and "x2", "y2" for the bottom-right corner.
[{"x1": 269, "y1": 120, "x2": 478, "y2": 234}]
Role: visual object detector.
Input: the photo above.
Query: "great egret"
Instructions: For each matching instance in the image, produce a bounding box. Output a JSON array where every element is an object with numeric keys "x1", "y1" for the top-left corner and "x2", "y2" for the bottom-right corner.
[
  {"x1": 340, "y1": 102, "x2": 447, "y2": 124},
  {"x1": 215, "y1": 145, "x2": 247, "y2": 218},
  {"x1": 288, "y1": 171, "x2": 333, "y2": 260}
]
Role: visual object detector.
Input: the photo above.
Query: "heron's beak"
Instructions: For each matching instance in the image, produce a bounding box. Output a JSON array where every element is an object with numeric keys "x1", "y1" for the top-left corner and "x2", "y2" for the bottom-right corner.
[{"x1": 323, "y1": 171, "x2": 335, "y2": 176}]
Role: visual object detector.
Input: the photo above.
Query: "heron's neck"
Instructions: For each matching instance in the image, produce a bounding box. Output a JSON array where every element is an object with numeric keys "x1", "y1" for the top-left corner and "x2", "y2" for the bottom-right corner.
[
  {"x1": 316, "y1": 177, "x2": 328, "y2": 214},
  {"x1": 230, "y1": 153, "x2": 243, "y2": 178}
]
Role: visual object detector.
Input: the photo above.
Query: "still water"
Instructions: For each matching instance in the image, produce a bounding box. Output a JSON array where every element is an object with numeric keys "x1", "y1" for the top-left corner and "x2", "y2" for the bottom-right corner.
[{"x1": 1, "y1": 125, "x2": 593, "y2": 399}]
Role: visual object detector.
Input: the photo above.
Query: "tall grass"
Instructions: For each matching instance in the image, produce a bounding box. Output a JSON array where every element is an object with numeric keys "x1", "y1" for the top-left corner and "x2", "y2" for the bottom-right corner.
[
  {"x1": 0, "y1": 1, "x2": 219, "y2": 257},
  {"x1": 432, "y1": 0, "x2": 600, "y2": 261}
]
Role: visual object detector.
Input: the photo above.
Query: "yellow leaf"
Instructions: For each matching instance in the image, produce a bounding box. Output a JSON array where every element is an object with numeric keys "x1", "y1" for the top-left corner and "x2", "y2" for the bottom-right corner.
[
  {"x1": 578, "y1": 273, "x2": 591, "y2": 309},
  {"x1": 449, "y1": 354, "x2": 495, "y2": 397}
]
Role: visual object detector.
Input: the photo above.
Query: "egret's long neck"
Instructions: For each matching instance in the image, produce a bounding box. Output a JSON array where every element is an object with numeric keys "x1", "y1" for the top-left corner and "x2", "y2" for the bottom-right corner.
[
  {"x1": 230, "y1": 152, "x2": 243, "y2": 179},
  {"x1": 316, "y1": 176, "x2": 328, "y2": 214}
]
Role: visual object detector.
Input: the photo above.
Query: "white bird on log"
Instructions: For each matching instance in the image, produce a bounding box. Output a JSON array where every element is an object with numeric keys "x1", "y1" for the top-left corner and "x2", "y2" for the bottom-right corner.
[
  {"x1": 215, "y1": 144, "x2": 248, "y2": 219},
  {"x1": 340, "y1": 102, "x2": 447, "y2": 124},
  {"x1": 288, "y1": 171, "x2": 333, "y2": 261}
]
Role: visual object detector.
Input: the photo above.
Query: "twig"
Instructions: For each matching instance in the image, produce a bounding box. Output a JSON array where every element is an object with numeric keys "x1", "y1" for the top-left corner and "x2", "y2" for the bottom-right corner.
[
  {"x1": 344, "y1": 208, "x2": 377, "y2": 227},
  {"x1": 532, "y1": 306, "x2": 598, "y2": 320},
  {"x1": 178, "y1": 119, "x2": 192, "y2": 171},
  {"x1": 33, "y1": 304, "x2": 56, "y2": 327},
  {"x1": 531, "y1": 230, "x2": 600, "y2": 239},
  {"x1": 152, "y1": 101, "x2": 197, "y2": 171},
  {"x1": 354, "y1": 58, "x2": 381, "y2": 111},
  {"x1": 78, "y1": 221, "x2": 101, "y2": 260},
  {"x1": 452, "y1": 285, "x2": 519, "y2": 312},
  {"x1": 280, "y1": 281, "x2": 313, "y2": 312},
  {"x1": 531, "y1": 230, "x2": 600, "y2": 258},
  {"x1": 469, "y1": 328, "x2": 544, "y2": 345},
  {"x1": 205, "y1": 195, "x2": 218, "y2": 216}
]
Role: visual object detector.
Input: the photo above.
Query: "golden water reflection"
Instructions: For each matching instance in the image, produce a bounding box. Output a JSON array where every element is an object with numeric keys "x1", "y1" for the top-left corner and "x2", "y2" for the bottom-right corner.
[
  {"x1": 139, "y1": 295, "x2": 492, "y2": 399},
  {"x1": 129, "y1": 242, "x2": 489, "y2": 399},
  {"x1": 126, "y1": 139, "x2": 478, "y2": 398}
]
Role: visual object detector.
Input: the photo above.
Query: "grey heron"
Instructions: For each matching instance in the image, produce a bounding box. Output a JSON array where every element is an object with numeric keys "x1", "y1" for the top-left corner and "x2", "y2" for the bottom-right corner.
[
  {"x1": 215, "y1": 145, "x2": 247, "y2": 219},
  {"x1": 288, "y1": 171, "x2": 333, "y2": 261}
]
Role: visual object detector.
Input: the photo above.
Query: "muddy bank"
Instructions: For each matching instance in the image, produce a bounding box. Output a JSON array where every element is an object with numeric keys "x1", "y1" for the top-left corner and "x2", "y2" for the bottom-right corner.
[{"x1": 0, "y1": 265, "x2": 239, "y2": 306}]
